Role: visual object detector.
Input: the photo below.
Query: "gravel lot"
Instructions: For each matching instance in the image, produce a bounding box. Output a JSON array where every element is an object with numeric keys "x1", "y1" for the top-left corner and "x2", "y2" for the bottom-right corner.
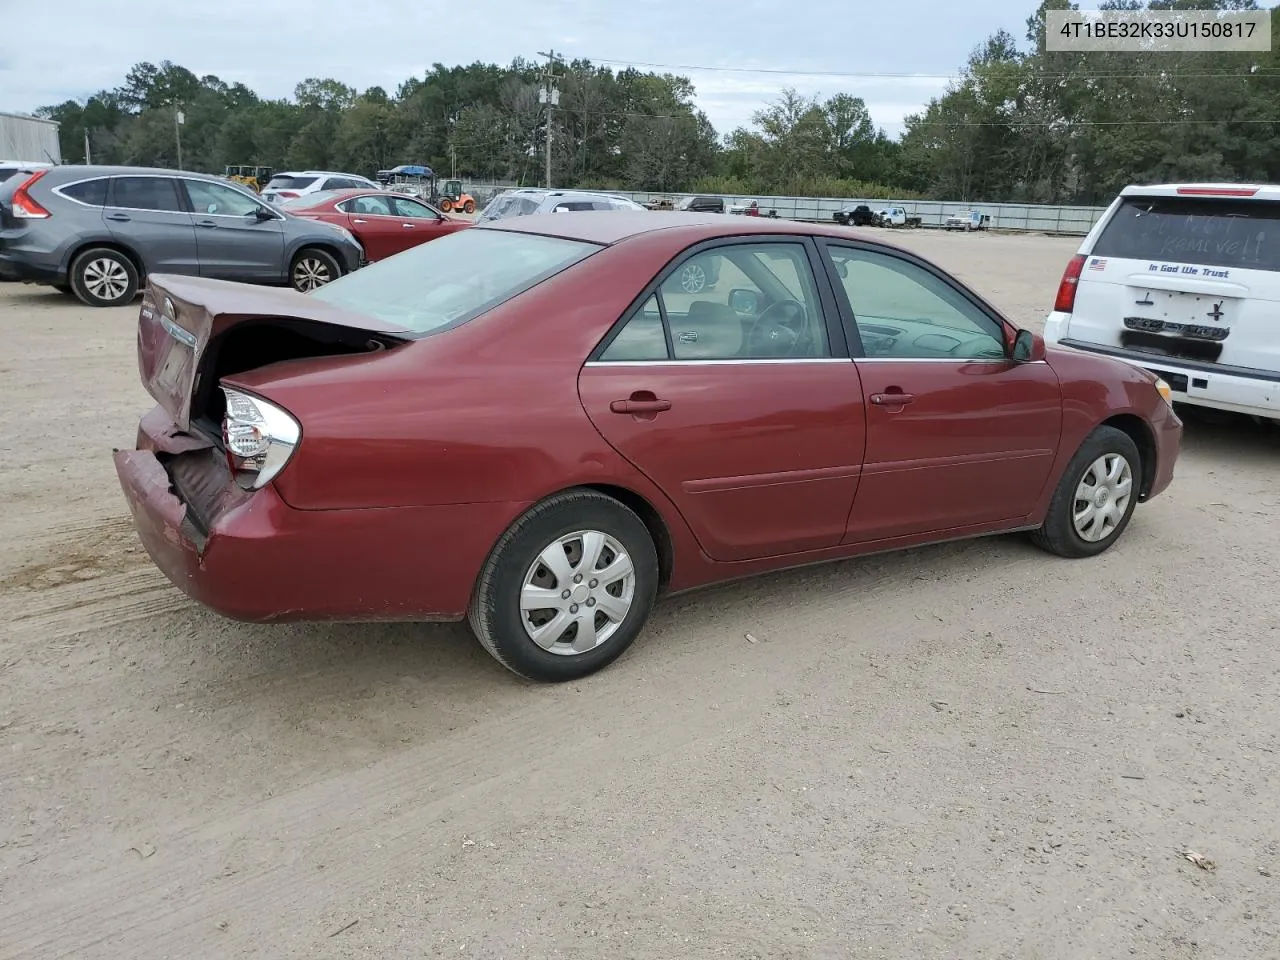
[{"x1": 2, "y1": 229, "x2": 1278, "y2": 959}]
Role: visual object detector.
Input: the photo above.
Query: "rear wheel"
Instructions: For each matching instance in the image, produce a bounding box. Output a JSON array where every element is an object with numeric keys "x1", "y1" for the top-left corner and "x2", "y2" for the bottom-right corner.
[
  {"x1": 290, "y1": 248, "x2": 341, "y2": 292},
  {"x1": 468, "y1": 490, "x2": 660, "y2": 682},
  {"x1": 69, "y1": 247, "x2": 138, "y2": 308},
  {"x1": 439, "y1": 198, "x2": 453, "y2": 213},
  {"x1": 1031, "y1": 425, "x2": 1141, "y2": 558},
  {"x1": 462, "y1": 199, "x2": 475, "y2": 214}
]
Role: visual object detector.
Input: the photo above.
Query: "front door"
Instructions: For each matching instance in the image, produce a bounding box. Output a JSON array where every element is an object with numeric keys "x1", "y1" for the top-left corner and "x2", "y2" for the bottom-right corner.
[
  {"x1": 180, "y1": 178, "x2": 285, "y2": 281},
  {"x1": 819, "y1": 242, "x2": 1062, "y2": 543},
  {"x1": 102, "y1": 176, "x2": 200, "y2": 275},
  {"x1": 578, "y1": 239, "x2": 866, "y2": 563}
]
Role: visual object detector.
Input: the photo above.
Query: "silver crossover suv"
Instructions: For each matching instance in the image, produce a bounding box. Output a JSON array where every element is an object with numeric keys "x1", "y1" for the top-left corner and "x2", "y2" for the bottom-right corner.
[
  {"x1": 478, "y1": 188, "x2": 646, "y2": 221},
  {"x1": 0, "y1": 165, "x2": 364, "y2": 307}
]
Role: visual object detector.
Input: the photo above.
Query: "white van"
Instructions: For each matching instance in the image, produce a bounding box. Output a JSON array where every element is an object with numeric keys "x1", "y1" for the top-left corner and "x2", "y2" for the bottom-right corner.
[{"x1": 1044, "y1": 183, "x2": 1280, "y2": 421}]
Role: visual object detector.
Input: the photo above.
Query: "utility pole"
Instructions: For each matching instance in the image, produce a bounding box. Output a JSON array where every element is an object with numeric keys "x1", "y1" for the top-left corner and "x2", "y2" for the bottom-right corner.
[
  {"x1": 83, "y1": 129, "x2": 91, "y2": 164},
  {"x1": 173, "y1": 102, "x2": 185, "y2": 170},
  {"x1": 536, "y1": 49, "x2": 563, "y2": 189},
  {"x1": 450, "y1": 143, "x2": 457, "y2": 179}
]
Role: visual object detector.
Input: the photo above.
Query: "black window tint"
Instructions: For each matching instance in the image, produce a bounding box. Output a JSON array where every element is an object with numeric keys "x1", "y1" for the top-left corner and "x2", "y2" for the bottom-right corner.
[
  {"x1": 1093, "y1": 196, "x2": 1280, "y2": 272},
  {"x1": 60, "y1": 178, "x2": 109, "y2": 206},
  {"x1": 110, "y1": 177, "x2": 183, "y2": 212}
]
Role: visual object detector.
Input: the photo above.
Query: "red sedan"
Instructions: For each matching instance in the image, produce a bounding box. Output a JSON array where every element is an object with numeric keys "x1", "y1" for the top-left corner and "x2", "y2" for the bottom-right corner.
[
  {"x1": 281, "y1": 188, "x2": 469, "y2": 260},
  {"x1": 114, "y1": 212, "x2": 1182, "y2": 682}
]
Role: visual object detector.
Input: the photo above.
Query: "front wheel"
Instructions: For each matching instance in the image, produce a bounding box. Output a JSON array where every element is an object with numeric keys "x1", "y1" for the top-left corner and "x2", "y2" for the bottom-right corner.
[
  {"x1": 468, "y1": 490, "x2": 660, "y2": 682},
  {"x1": 1030, "y1": 425, "x2": 1141, "y2": 558},
  {"x1": 290, "y1": 248, "x2": 341, "y2": 292},
  {"x1": 439, "y1": 198, "x2": 453, "y2": 213},
  {"x1": 462, "y1": 199, "x2": 475, "y2": 214}
]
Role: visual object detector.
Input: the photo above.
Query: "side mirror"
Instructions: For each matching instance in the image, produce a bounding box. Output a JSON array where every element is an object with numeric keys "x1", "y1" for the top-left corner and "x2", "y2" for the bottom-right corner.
[
  {"x1": 1012, "y1": 328, "x2": 1046, "y2": 362},
  {"x1": 728, "y1": 288, "x2": 760, "y2": 314},
  {"x1": 253, "y1": 206, "x2": 276, "y2": 221}
]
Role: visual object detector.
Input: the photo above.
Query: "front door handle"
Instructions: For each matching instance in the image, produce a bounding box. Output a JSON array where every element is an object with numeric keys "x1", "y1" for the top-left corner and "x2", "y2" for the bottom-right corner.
[
  {"x1": 610, "y1": 397, "x2": 671, "y2": 414},
  {"x1": 195, "y1": 219, "x2": 217, "y2": 229},
  {"x1": 402, "y1": 223, "x2": 415, "y2": 228},
  {"x1": 352, "y1": 218, "x2": 367, "y2": 224},
  {"x1": 105, "y1": 213, "x2": 130, "y2": 222},
  {"x1": 870, "y1": 391, "x2": 915, "y2": 406}
]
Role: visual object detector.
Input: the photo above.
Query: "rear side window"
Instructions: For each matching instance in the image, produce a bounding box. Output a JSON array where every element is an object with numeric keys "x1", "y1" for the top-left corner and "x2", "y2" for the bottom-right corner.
[
  {"x1": 109, "y1": 177, "x2": 183, "y2": 212},
  {"x1": 1093, "y1": 196, "x2": 1280, "y2": 272},
  {"x1": 59, "y1": 178, "x2": 110, "y2": 206}
]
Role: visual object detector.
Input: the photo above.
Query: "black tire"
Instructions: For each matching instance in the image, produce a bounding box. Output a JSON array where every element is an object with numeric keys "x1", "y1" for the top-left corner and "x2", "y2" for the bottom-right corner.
[
  {"x1": 69, "y1": 247, "x2": 138, "y2": 308},
  {"x1": 290, "y1": 247, "x2": 342, "y2": 292},
  {"x1": 468, "y1": 490, "x2": 660, "y2": 682},
  {"x1": 1030, "y1": 425, "x2": 1141, "y2": 558}
]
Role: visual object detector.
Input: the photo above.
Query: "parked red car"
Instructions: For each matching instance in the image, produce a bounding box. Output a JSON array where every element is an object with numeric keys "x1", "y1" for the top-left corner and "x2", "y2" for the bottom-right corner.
[
  {"x1": 114, "y1": 212, "x2": 1182, "y2": 682},
  {"x1": 280, "y1": 188, "x2": 468, "y2": 260}
]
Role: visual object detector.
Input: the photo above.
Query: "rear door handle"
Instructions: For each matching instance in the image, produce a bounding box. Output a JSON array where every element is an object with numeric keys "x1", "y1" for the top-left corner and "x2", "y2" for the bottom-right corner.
[
  {"x1": 195, "y1": 219, "x2": 217, "y2": 229},
  {"x1": 352, "y1": 218, "x2": 367, "y2": 224},
  {"x1": 610, "y1": 398, "x2": 671, "y2": 414},
  {"x1": 402, "y1": 223, "x2": 415, "y2": 228},
  {"x1": 105, "y1": 213, "x2": 130, "y2": 222},
  {"x1": 870, "y1": 391, "x2": 915, "y2": 405}
]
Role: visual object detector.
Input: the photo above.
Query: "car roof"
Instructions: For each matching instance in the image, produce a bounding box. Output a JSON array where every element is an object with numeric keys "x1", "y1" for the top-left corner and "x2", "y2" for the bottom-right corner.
[
  {"x1": 1121, "y1": 182, "x2": 1280, "y2": 200},
  {"x1": 38, "y1": 165, "x2": 235, "y2": 181},
  {"x1": 476, "y1": 209, "x2": 914, "y2": 250}
]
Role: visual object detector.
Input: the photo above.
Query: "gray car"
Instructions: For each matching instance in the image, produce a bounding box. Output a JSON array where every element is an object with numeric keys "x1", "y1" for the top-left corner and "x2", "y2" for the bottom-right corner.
[{"x1": 0, "y1": 165, "x2": 364, "y2": 307}]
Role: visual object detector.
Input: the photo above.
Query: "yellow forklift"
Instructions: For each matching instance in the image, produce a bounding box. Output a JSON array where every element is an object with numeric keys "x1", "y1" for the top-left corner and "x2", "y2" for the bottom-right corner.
[{"x1": 223, "y1": 166, "x2": 274, "y2": 193}]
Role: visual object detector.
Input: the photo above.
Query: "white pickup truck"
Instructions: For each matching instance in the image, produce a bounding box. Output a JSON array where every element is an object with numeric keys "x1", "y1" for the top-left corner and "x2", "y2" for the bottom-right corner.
[
  {"x1": 944, "y1": 210, "x2": 990, "y2": 231},
  {"x1": 875, "y1": 206, "x2": 921, "y2": 228}
]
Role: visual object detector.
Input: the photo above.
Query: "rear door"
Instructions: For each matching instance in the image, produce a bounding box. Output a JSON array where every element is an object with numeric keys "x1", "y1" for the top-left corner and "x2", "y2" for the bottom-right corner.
[
  {"x1": 819, "y1": 241, "x2": 1061, "y2": 542},
  {"x1": 103, "y1": 176, "x2": 200, "y2": 275},
  {"x1": 578, "y1": 238, "x2": 866, "y2": 563},
  {"x1": 340, "y1": 193, "x2": 403, "y2": 260},
  {"x1": 1067, "y1": 192, "x2": 1280, "y2": 375},
  {"x1": 180, "y1": 178, "x2": 285, "y2": 281},
  {"x1": 389, "y1": 195, "x2": 464, "y2": 250}
]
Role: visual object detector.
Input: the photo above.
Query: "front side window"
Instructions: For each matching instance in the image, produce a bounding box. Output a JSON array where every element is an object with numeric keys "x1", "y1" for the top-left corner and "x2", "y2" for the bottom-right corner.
[
  {"x1": 183, "y1": 179, "x2": 263, "y2": 217},
  {"x1": 110, "y1": 176, "x2": 183, "y2": 212},
  {"x1": 309, "y1": 228, "x2": 600, "y2": 336},
  {"x1": 825, "y1": 246, "x2": 1006, "y2": 360},
  {"x1": 598, "y1": 242, "x2": 830, "y2": 362}
]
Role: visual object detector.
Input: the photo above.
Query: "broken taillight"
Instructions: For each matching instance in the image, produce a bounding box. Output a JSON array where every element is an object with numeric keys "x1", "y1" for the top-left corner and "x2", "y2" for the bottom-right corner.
[
  {"x1": 11, "y1": 170, "x2": 51, "y2": 219},
  {"x1": 1053, "y1": 254, "x2": 1087, "y2": 313},
  {"x1": 221, "y1": 387, "x2": 300, "y2": 490}
]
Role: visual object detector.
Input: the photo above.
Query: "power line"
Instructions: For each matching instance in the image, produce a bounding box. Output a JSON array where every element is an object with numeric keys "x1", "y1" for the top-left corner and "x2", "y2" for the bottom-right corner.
[{"x1": 584, "y1": 55, "x2": 1280, "y2": 83}]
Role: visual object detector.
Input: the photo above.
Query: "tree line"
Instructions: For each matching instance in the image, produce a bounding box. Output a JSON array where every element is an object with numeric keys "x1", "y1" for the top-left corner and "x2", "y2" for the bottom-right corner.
[{"x1": 34, "y1": 0, "x2": 1280, "y2": 206}]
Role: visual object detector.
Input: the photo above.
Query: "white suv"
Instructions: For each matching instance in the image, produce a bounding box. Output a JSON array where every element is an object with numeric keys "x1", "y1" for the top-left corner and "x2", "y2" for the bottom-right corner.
[
  {"x1": 1045, "y1": 183, "x2": 1280, "y2": 422},
  {"x1": 261, "y1": 170, "x2": 382, "y2": 205},
  {"x1": 478, "y1": 188, "x2": 645, "y2": 221}
]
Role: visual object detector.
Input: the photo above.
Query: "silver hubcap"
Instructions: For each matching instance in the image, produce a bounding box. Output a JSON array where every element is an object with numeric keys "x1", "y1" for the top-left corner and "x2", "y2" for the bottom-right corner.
[
  {"x1": 293, "y1": 258, "x2": 332, "y2": 290},
  {"x1": 680, "y1": 263, "x2": 706, "y2": 293},
  {"x1": 520, "y1": 530, "x2": 636, "y2": 656},
  {"x1": 1073, "y1": 453, "x2": 1134, "y2": 543},
  {"x1": 83, "y1": 258, "x2": 129, "y2": 301}
]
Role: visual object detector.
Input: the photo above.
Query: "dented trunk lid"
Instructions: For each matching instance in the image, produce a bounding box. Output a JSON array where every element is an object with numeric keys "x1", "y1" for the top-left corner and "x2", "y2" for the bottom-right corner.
[{"x1": 137, "y1": 274, "x2": 410, "y2": 431}]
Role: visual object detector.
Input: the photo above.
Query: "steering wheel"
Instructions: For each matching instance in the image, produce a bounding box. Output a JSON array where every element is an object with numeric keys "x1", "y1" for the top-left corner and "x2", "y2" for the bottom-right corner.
[{"x1": 746, "y1": 298, "x2": 807, "y2": 356}]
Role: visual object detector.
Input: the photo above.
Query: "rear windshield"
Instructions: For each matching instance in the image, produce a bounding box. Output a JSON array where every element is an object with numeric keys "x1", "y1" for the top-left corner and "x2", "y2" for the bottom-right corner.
[
  {"x1": 1093, "y1": 196, "x2": 1280, "y2": 272},
  {"x1": 481, "y1": 193, "x2": 542, "y2": 220},
  {"x1": 280, "y1": 190, "x2": 343, "y2": 209},
  {"x1": 308, "y1": 228, "x2": 600, "y2": 336},
  {"x1": 264, "y1": 175, "x2": 319, "y2": 190}
]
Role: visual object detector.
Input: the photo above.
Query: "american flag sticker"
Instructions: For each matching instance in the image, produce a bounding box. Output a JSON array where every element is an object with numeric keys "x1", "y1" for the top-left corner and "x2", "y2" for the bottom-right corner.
[{"x1": 1088, "y1": 257, "x2": 1107, "y2": 271}]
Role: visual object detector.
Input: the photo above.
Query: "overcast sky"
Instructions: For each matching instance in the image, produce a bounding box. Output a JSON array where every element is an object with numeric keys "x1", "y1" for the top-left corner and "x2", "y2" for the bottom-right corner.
[{"x1": 7, "y1": 0, "x2": 1036, "y2": 138}]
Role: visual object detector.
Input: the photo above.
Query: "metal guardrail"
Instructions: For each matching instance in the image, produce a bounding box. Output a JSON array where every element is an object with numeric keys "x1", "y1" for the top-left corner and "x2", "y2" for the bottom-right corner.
[{"x1": 606, "y1": 190, "x2": 1110, "y2": 236}]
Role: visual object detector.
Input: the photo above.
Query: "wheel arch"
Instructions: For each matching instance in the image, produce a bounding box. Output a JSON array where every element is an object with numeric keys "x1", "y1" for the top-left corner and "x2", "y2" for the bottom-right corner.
[
  {"x1": 62, "y1": 239, "x2": 145, "y2": 283},
  {"x1": 1100, "y1": 413, "x2": 1156, "y2": 499},
  {"x1": 288, "y1": 240, "x2": 349, "y2": 270}
]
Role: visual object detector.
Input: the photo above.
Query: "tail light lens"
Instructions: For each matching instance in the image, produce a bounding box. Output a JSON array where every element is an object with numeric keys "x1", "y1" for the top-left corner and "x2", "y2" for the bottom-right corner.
[
  {"x1": 1053, "y1": 254, "x2": 1087, "y2": 313},
  {"x1": 11, "y1": 170, "x2": 51, "y2": 219},
  {"x1": 221, "y1": 387, "x2": 300, "y2": 490}
]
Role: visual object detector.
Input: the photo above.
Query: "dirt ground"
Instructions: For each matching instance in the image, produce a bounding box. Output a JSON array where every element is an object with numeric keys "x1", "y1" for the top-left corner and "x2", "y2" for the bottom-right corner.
[{"x1": 2, "y1": 230, "x2": 1278, "y2": 960}]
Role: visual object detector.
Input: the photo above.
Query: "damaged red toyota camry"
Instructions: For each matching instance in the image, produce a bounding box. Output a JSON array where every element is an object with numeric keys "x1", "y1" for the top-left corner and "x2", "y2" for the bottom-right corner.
[{"x1": 115, "y1": 211, "x2": 1182, "y2": 682}]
